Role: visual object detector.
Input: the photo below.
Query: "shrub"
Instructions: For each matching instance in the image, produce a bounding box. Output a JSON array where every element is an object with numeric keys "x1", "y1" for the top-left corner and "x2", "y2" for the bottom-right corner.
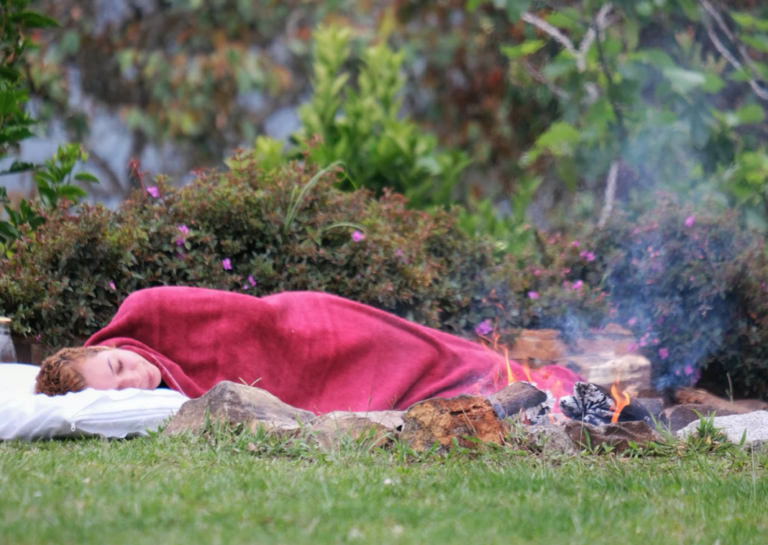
[
  {"x1": 0, "y1": 155, "x2": 502, "y2": 350},
  {"x1": 594, "y1": 196, "x2": 768, "y2": 396}
]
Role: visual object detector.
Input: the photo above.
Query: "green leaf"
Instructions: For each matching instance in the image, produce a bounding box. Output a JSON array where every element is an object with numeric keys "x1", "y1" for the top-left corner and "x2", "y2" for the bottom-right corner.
[
  {"x1": 677, "y1": 0, "x2": 699, "y2": 20},
  {"x1": 56, "y1": 185, "x2": 88, "y2": 200},
  {"x1": 533, "y1": 121, "x2": 581, "y2": 157},
  {"x1": 629, "y1": 49, "x2": 676, "y2": 70},
  {"x1": 701, "y1": 73, "x2": 725, "y2": 93},
  {"x1": 731, "y1": 12, "x2": 768, "y2": 32},
  {"x1": 10, "y1": 12, "x2": 60, "y2": 29},
  {"x1": 742, "y1": 35, "x2": 768, "y2": 54},
  {"x1": 662, "y1": 67, "x2": 707, "y2": 93},
  {"x1": 0, "y1": 161, "x2": 35, "y2": 176},
  {"x1": 545, "y1": 12, "x2": 578, "y2": 30},
  {"x1": 74, "y1": 172, "x2": 100, "y2": 183},
  {"x1": 734, "y1": 104, "x2": 765, "y2": 125},
  {"x1": 466, "y1": 0, "x2": 486, "y2": 11},
  {"x1": 501, "y1": 40, "x2": 546, "y2": 60}
]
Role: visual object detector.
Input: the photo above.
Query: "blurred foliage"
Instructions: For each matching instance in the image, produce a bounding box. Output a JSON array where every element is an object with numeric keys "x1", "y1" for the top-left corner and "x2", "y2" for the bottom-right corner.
[
  {"x1": 237, "y1": 24, "x2": 471, "y2": 209},
  {"x1": 476, "y1": 0, "x2": 768, "y2": 232},
  {"x1": 19, "y1": 0, "x2": 768, "y2": 236},
  {"x1": 0, "y1": 0, "x2": 96, "y2": 256}
]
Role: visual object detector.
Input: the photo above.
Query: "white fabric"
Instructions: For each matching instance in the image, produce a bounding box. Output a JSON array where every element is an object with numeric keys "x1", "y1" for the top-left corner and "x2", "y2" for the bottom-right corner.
[{"x1": 0, "y1": 363, "x2": 189, "y2": 441}]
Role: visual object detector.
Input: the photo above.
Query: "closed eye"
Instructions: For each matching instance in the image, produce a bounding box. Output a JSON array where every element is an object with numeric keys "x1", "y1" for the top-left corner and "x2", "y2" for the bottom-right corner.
[{"x1": 117, "y1": 359, "x2": 124, "y2": 374}]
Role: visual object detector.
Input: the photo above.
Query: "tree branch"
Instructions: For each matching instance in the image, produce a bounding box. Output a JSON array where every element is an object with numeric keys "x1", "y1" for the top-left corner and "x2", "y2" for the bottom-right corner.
[
  {"x1": 699, "y1": 0, "x2": 768, "y2": 102},
  {"x1": 598, "y1": 160, "x2": 619, "y2": 228}
]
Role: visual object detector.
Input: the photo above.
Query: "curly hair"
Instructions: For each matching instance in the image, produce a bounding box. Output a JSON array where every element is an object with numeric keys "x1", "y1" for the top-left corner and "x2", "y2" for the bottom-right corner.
[{"x1": 35, "y1": 346, "x2": 111, "y2": 396}]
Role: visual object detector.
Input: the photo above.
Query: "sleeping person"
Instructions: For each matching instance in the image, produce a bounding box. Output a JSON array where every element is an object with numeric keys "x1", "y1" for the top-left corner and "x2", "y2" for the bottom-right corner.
[{"x1": 35, "y1": 286, "x2": 581, "y2": 413}]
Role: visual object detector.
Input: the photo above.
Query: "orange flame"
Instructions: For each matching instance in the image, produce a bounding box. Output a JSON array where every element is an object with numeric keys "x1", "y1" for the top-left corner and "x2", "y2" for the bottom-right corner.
[
  {"x1": 521, "y1": 360, "x2": 533, "y2": 383},
  {"x1": 610, "y1": 382, "x2": 631, "y2": 424},
  {"x1": 502, "y1": 345, "x2": 514, "y2": 386}
]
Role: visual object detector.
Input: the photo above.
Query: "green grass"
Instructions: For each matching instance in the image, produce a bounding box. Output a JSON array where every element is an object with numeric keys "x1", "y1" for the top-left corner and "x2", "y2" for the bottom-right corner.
[{"x1": 1, "y1": 429, "x2": 766, "y2": 545}]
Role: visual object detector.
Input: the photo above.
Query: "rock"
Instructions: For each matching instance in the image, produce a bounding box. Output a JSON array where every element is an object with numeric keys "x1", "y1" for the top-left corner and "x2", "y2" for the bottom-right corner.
[
  {"x1": 677, "y1": 411, "x2": 768, "y2": 447},
  {"x1": 732, "y1": 399, "x2": 768, "y2": 412},
  {"x1": 564, "y1": 354, "x2": 654, "y2": 397},
  {"x1": 308, "y1": 411, "x2": 403, "y2": 450},
  {"x1": 509, "y1": 329, "x2": 568, "y2": 364},
  {"x1": 573, "y1": 324, "x2": 636, "y2": 356},
  {"x1": 487, "y1": 381, "x2": 548, "y2": 420},
  {"x1": 674, "y1": 388, "x2": 757, "y2": 413},
  {"x1": 564, "y1": 420, "x2": 663, "y2": 453},
  {"x1": 163, "y1": 381, "x2": 314, "y2": 436},
  {"x1": 636, "y1": 397, "x2": 666, "y2": 424},
  {"x1": 399, "y1": 395, "x2": 504, "y2": 453},
  {"x1": 519, "y1": 424, "x2": 576, "y2": 455},
  {"x1": 667, "y1": 404, "x2": 741, "y2": 434}
]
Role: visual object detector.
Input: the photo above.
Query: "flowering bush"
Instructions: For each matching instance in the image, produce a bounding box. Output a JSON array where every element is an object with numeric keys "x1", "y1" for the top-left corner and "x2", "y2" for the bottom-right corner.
[
  {"x1": 594, "y1": 196, "x2": 768, "y2": 396},
  {"x1": 4, "y1": 157, "x2": 766, "y2": 398},
  {"x1": 0, "y1": 155, "x2": 499, "y2": 350}
]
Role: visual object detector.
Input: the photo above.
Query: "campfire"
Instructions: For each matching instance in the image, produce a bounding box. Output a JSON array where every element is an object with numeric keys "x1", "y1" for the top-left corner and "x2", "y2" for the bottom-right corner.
[{"x1": 163, "y1": 325, "x2": 768, "y2": 455}]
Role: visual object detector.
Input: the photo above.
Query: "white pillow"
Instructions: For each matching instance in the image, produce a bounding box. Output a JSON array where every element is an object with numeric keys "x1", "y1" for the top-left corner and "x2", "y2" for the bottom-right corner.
[{"x1": 0, "y1": 363, "x2": 189, "y2": 441}]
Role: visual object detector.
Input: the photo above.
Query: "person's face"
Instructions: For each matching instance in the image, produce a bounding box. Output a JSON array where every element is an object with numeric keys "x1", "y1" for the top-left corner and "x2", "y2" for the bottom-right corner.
[{"x1": 77, "y1": 348, "x2": 162, "y2": 391}]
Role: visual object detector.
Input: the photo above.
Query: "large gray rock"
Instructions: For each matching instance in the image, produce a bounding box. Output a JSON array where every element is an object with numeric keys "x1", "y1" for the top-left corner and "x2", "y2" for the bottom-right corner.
[
  {"x1": 677, "y1": 411, "x2": 768, "y2": 447},
  {"x1": 163, "y1": 381, "x2": 314, "y2": 436},
  {"x1": 519, "y1": 424, "x2": 576, "y2": 455},
  {"x1": 667, "y1": 404, "x2": 741, "y2": 434}
]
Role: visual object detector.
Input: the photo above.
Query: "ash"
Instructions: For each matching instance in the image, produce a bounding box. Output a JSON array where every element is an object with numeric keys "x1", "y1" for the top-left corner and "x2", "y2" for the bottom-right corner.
[
  {"x1": 559, "y1": 382, "x2": 615, "y2": 426},
  {"x1": 524, "y1": 391, "x2": 555, "y2": 426}
]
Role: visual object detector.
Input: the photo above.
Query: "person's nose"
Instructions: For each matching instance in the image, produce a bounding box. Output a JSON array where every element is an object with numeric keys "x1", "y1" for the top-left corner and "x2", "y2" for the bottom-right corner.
[{"x1": 120, "y1": 368, "x2": 141, "y2": 389}]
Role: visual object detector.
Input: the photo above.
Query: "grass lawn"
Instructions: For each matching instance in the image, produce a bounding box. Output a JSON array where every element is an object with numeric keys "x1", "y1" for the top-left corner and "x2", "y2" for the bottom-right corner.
[{"x1": 1, "y1": 429, "x2": 766, "y2": 545}]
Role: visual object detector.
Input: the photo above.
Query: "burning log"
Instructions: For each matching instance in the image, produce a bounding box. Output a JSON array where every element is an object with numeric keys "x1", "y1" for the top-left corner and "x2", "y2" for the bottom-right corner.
[
  {"x1": 559, "y1": 382, "x2": 653, "y2": 426},
  {"x1": 564, "y1": 420, "x2": 663, "y2": 453},
  {"x1": 487, "y1": 381, "x2": 550, "y2": 422},
  {"x1": 399, "y1": 395, "x2": 504, "y2": 453}
]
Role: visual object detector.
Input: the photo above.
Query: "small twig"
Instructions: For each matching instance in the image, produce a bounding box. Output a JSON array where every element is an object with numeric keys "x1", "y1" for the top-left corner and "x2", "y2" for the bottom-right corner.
[
  {"x1": 699, "y1": 0, "x2": 768, "y2": 102},
  {"x1": 521, "y1": 11, "x2": 577, "y2": 55},
  {"x1": 592, "y1": 7, "x2": 627, "y2": 144},
  {"x1": 597, "y1": 160, "x2": 619, "y2": 228},
  {"x1": 577, "y1": 4, "x2": 613, "y2": 72},
  {"x1": 521, "y1": 60, "x2": 571, "y2": 99}
]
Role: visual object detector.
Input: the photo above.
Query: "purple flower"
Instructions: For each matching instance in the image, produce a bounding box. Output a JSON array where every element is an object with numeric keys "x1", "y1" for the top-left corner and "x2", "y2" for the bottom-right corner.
[
  {"x1": 176, "y1": 239, "x2": 184, "y2": 246},
  {"x1": 572, "y1": 280, "x2": 583, "y2": 290},
  {"x1": 243, "y1": 284, "x2": 249, "y2": 290},
  {"x1": 395, "y1": 249, "x2": 403, "y2": 257},
  {"x1": 146, "y1": 186, "x2": 160, "y2": 198},
  {"x1": 528, "y1": 291, "x2": 539, "y2": 299},
  {"x1": 659, "y1": 347, "x2": 669, "y2": 360},
  {"x1": 248, "y1": 275, "x2": 257, "y2": 287},
  {"x1": 178, "y1": 224, "x2": 189, "y2": 235},
  {"x1": 628, "y1": 318, "x2": 637, "y2": 326},
  {"x1": 685, "y1": 215, "x2": 695, "y2": 227},
  {"x1": 352, "y1": 230, "x2": 365, "y2": 242},
  {"x1": 474, "y1": 319, "x2": 494, "y2": 337},
  {"x1": 109, "y1": 281, "x2": 116, "y2": 291},
  {"x1": 580, "y1": 251, "x2": 595, "y2": 262},
  {"x1": 684, "y1": 365, "x2": 694, "y2": 376},
  {"x1": 222, "y1": 258, "x2": 232, "y2": 270},
  {"x1": 571, "y1": 240, "x2": 580, "y2": 247}
]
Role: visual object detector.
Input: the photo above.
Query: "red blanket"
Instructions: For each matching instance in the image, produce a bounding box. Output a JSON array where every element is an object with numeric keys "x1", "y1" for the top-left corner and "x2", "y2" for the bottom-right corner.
[{"x1": 86, "y1": 287, "x2": 581, "y2": 413}]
